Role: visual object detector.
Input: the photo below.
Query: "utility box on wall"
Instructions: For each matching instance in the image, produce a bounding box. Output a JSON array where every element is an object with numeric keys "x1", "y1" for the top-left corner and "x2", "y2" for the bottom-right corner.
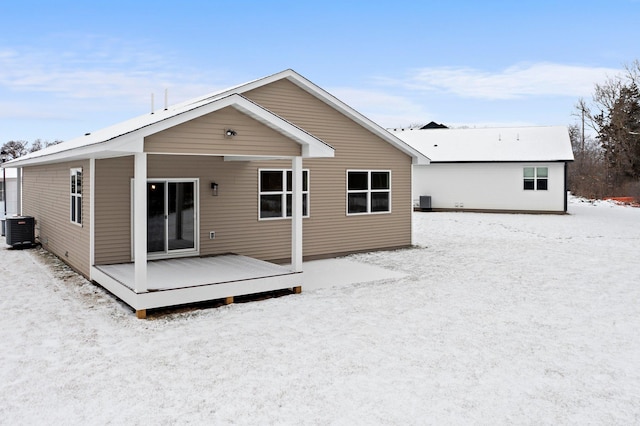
[{"x1": 5, "y1": 216, "x2": 36, "y2": 247}]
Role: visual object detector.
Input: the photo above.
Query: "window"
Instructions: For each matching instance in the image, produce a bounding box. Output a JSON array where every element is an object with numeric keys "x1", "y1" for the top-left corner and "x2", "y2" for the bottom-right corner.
[
  {"x1": 70, "y1": 168, "x2": 82, "y2": 225},
  {"x1": 347, "y1": 170, "x2": 391, "y2": 214},
  {"x1": 259, "y1": 169, "x2": 309, "y2": 219},
  {"x1": 524, "y1": 167, "x2": 548, "y2": 191}
]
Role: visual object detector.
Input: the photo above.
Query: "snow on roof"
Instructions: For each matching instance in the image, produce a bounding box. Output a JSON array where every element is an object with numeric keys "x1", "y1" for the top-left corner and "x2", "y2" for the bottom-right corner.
[
  {"x1": 5, "y1": 84, "x2": 272, "y2": 165},
  {"x1": 390, "y1": 126, "x2": 574, "y2": 163},
  {"x1": 4, "y1": 69, "x2": 428, "y2": 167}
]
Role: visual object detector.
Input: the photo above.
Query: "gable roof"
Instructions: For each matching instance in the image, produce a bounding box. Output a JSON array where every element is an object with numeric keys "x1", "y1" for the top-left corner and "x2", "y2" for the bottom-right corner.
[
  {"x1": 391, "y1": 126, "x2": 574, "y2": 163},
  {"x1": 5, "y1": 92, "x2": 334, "y2": 168},
  {"x1": 4, "y1": 69, "x2": 429, "y2": 168}
]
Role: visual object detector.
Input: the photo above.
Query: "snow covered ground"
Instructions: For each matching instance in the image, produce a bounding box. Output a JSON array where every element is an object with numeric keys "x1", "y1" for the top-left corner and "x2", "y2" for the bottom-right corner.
[{"x1": 1, "y1": 197, "x2": 639, "y2": 424}]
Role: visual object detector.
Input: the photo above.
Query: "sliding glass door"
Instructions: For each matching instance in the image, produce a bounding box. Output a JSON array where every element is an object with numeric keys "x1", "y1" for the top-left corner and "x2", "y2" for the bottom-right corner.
[{"x1": 146, "y1": 179, "x2": 198, "y2": 257}]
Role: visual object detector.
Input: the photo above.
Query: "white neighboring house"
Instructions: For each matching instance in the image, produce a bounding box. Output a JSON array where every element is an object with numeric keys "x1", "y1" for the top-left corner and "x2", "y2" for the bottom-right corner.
[
  {"x1": 1, "y1": 167, "x2": 18, "y2": 219},
  {"x1": 392, "y1": 126, "x2": 574, "y2": 213}
]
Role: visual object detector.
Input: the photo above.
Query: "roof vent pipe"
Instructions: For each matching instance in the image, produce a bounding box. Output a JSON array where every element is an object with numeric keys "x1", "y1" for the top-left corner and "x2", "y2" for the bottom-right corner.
[
  {"x1": 151, "y1": 93, "x2": 155, "y2": 115},
  {"x1": 164, "y1": 89, "x2": 168, "y2": 111}
]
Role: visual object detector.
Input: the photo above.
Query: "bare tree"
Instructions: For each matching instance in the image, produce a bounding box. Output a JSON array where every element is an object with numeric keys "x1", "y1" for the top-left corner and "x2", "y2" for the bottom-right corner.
[
  {"x1": 2, "y1": 139, "x2": 63, "y2": 159},
  {"x1": 567, "y1": 124, "x2": 607, "y2": 198},
  {"x1": 1, "y1": 141, "x2": 29, "y2": 160},
  {"x1": 575, "y1": 61, "x2": 640, "y2": 196}
]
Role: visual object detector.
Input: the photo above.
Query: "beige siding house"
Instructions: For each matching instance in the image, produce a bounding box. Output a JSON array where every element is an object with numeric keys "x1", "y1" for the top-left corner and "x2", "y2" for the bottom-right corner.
[{"x1": 4, "y1": 70, "x2": 428, "y2": 317}]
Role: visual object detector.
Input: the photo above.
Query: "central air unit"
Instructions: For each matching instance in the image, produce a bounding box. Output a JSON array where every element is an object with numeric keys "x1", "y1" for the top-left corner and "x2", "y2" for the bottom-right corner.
[
  {"x1": 419, "y1": 196, "x2": 432, "y2": 212},
  {"x1": 5, "y1": 216, "x2": 36, "y2": 247}
]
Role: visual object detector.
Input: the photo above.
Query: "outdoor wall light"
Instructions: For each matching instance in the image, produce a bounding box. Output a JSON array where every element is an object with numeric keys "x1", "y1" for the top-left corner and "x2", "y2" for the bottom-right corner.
[
  {"x1": 211, "y1": 182, "x2": 219, "y2": 196},
  {"x1": 225, "y1": 129, "x2": 237, "y2": 138}
]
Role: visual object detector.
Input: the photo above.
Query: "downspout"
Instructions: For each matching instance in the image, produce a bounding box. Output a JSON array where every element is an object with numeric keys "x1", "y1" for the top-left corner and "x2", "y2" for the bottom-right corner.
[
  {"x1": 564, "y1": 162, "x2": 568, "y2": 213},
  {"x1": 16, "y1": 167, "x2": 22, "y2": 215}
]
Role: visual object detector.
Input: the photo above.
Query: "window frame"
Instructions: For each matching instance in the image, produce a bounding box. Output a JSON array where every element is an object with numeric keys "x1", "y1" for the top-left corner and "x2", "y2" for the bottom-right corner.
[
  {"x1": 523, "y1": 166, "x2": 549, "y2": 191},
  {"x1": 258, "y1": 169, "x2": 310, "y2": 221},
  {"x1": 346, "y1": 170, "x2": 392, "y2": 216},
  {"x1": 70, "y1": 168, "x2": 83, "y2": 226}
]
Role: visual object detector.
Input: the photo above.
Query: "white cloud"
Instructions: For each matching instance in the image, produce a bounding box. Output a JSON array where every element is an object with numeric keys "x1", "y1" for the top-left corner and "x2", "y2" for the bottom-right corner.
[
  {"x1": 381, "y1": 62, "x2": 623, "y2": 100},
  {"x1": 329, "y1": 87, "x2": 435, "y2": 128},
  {"x1": 0, "y1": 37, "x2": 223, "y2": 110}
]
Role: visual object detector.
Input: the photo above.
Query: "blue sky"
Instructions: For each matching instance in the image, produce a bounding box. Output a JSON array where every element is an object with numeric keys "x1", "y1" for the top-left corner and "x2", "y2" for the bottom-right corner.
[{"x1": 1, "y1": 0, "x2": 639, "y2": 142}]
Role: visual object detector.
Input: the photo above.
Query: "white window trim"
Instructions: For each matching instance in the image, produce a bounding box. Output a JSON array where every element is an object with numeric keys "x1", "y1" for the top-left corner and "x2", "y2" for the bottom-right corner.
[
  {"x1": 130, "y1": 178, "x2": 200, "y2": 261},
  {"x1": 523, "y1": 166, "x2": 549, "y2": 191},
  {"x1": 346, "y1": 170, "x2": 392, "y2": 216},
  {"x1": 70, "y1": 168, "x2": 82, "y2": 226},
  {"x1": 258, "y1": 169, "x2": 310, "y2": 221}
]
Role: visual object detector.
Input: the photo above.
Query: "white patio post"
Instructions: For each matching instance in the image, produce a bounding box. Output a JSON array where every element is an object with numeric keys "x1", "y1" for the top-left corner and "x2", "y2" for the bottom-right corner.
[
  {"x1": 291, "y1": 156, "x2": 303, "y2": 272},
  {"x1": 134, "y1": 153, "x2": 148, "y2": 293}
]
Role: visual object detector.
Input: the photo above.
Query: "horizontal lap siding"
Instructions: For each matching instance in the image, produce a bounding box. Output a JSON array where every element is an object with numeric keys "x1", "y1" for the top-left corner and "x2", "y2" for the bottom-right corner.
[
  {"x1": 245, "y1": 79, "x2": 413, "y2": 257},
  {"x1": 92, "y1": 79, "x2": 412, "y2": 265},
  {"x1": 22, "y1": 161, "x2": 91, "y2": 277},
  {"x1": 149, "y1": 156, "x2": 292, "y2": 261},
  {"x1": 93, "y1": 155, "x2": 293, "y2": 264},
  {"x1": 145, "y1": 106, "x2": 301, "y2": 157},
  {"x1": 94, "y1": 157, "x2": 134, "y2": 264}
]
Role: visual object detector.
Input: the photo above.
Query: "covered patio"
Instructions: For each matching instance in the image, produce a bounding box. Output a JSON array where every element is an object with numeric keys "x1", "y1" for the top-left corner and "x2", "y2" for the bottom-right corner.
[{"x1": 82, "y1": 94, "x2": 334, "y2": 318}]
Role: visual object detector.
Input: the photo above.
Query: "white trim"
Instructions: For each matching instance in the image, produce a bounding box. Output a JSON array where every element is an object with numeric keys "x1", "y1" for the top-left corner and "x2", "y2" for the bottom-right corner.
[
  {"x1": 179, "y1": 69, "x2": 428, "y2": 164},
  {"x1": 258, "y1": 168, "x2": 309, "y2": 221},
  {"x1": 131, "y1": 178, "x2": 200, "y2": 261},
  {"x1": 410, "y1": 164, "x2": 415, "y2": 246},
  {"x1": 70, "y1": 168, "x2": 83, "y2": 226},
  {"x1": 346, "y1": 170, "x2": 392, "y2": 216},
  {"x1": 16, "y1": 168, "x2": 21, "y2": 215},
  {"x1": 133, "y1": 153, "x2": 147, "y2": 293},
  {"x1": 91, "y1": 264, "x2": 301, "y2": 311},
  {"x1": 89, "y1": 158, "x2": 95, "y2": 272},
  {"x1": 5, "y1": 92, "x2": 334, "y2": 168},
  {"x1": 523, "y1": 166, "x2": 549, "y2": 191},
  {"x1": 291, "y1": 157, "x2": 303, "y2": 272}
]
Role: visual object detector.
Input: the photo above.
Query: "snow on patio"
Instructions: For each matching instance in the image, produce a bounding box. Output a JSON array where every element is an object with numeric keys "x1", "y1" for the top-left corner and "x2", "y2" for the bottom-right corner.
[{"x1": 1, "y1": 197, "x2": 639, "y2": 424}]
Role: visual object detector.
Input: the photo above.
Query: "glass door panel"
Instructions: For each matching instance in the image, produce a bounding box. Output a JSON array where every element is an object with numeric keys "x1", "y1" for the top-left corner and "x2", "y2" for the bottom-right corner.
[
  {"x1": 147, "y1": 182, "x2": 166, "y2": 253},
  {"x1": 168, "y1": 182, "x2": 195, "y2": 251}
]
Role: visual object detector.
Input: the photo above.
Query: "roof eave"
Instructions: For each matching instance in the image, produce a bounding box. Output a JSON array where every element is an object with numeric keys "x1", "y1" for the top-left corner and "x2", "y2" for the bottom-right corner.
[
  {"x1": 275, "y1": 71, "x2": 430, "y2": 165},
  {"x1": 5, "y1": 93, "x2": 334, "y2": 168}
]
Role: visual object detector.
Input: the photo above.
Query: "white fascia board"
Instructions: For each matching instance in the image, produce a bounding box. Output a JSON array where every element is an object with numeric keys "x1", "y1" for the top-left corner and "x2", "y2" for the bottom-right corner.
[
  {"x1": 211, "y1": 69, "x2": 426, "y2": 164},
  {"x1": 4, "y1": 139, "x2": 144, "y2": 167},
  {"x1": 122, "y1": 94, "x2": 333, "y2": 158},
  {"x1": 6, "y1": 93, "x2": 334, "y2": 167},
  {"x1": 273, "y1": 71, "x2": 430, "y2": 165},
  {"x1": 230, "y1": 98, "x2": 334, "y2": 158}
]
